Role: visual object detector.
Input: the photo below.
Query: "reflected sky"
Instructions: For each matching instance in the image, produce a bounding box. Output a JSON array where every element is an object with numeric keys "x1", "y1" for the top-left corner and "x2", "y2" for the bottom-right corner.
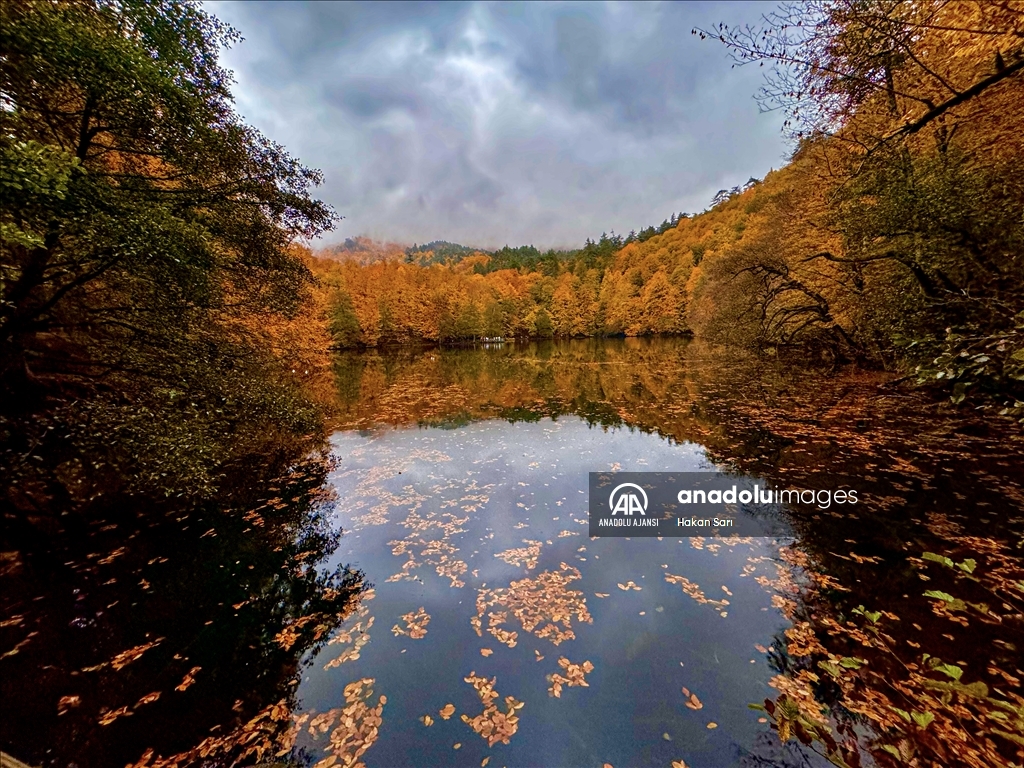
[{"x1": 296, "y1": 418, "x2": 823, "y2": 767}]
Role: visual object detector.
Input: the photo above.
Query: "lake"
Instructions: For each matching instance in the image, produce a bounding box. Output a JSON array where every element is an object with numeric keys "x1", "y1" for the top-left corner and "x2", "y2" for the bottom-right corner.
[{"x1": 2, "y1": 337, "x2": 1022, "y2": 768}]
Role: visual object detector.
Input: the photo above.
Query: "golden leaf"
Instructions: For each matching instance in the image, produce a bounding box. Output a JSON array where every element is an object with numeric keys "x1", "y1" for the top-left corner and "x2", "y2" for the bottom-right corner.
[
  {"x1": 98, "y1": 706, "x2": 132, "y2": 725},
  {"x1": 175, "y1": 663, "x2": 200, "y2": 696}
]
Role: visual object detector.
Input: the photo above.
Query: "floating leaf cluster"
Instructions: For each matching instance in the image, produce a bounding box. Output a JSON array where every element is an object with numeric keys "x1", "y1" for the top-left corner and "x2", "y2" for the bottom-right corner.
[
  {"x1": 460, "y1": 673, "x2": 525, "y2": 747},
  {"x1": 494, "y1": 540, "x2": 543, "y2": 571},
  {"x1": 387, "y1": 509, "x2": 469, "y2": 587},
  {"x1": 472, "y1": 563, "x2": 592, "y2": 647},
  {"x1": 110, "y1": 639, "x2": 164, "y2": 671},
  {"x1": 325, "y1": 608, "x2": 374, "y2": 669},
  {"x1": 664, "y1": 573, "x2": 729, "y2": 617},
  {"x1": 128, "y1": 698, "x2": 296, "y2": 767},
  {"x1": 391, "y1": 607, "x2": 430, "y2": 639},
  {"x1": 546, "y1": 657, "x2": 594, "y2": 697},
  {"x1": 307, "y1": 678, "x2": 387, "y2": 768}
]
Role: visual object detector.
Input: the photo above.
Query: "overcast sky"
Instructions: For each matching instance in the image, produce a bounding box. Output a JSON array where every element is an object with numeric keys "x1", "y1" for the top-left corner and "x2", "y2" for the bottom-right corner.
[{"x1": 207, "y1": 1, "x2": 787, "y2": 250}]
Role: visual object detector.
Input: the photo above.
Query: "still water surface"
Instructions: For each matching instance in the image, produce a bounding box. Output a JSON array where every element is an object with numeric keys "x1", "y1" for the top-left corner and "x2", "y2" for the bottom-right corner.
[
  {"x1": 2, "y1": 338, "x2": 1022, "y2": 768},
  {"x1": 308, "y1": 420, "x2": 791, "y2": 767}
]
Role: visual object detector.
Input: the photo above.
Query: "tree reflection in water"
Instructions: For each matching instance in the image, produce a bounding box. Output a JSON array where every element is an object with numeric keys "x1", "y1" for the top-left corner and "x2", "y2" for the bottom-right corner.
[
  {"x1": 330, "y1": 337, "x2": 1023, "y2": 768},
  {"x1": 1, "y1": 452, "x2": 365, "y2": 767},
  {"x1": 3, "y1": 337, "x2": 1021, "y2": 768}
]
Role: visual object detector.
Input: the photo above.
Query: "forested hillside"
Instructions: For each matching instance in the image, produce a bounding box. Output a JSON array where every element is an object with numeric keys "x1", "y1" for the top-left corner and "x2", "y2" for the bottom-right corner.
[{"x1": 312, "y1": 2, "x2": 1023, "y2": 408}]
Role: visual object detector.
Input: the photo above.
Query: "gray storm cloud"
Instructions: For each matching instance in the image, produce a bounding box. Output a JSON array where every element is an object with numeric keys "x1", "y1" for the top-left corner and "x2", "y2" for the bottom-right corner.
[{"x1": 207, "y1": 1, "x2": 788, "y2": 249}]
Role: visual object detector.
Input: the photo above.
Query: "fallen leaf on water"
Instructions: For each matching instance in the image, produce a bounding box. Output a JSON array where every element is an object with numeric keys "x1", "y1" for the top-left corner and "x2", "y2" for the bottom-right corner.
[
  {"x1": 110, "y1": 639, "x2": 163, "y2": 671},
  {"x1": 453, "y1": 742, "x2": 462, "y2": 750},
  {"x1": 707, "y1": 722, "x2": 718, "y2": 729},
  {"x1": 135, "y1": 691, "x2": 161, "y2": 707},
  {"x1": 594, "y1": 593, "x2": 610, "y2": 598},
  {"x1": 480, "y1": 648, "x2": 493, "y2": 657},
  {"x1": 439, "y1": 703, "x2": 456, "y2": 720},
  {"x1": 683, "y1": 689, "x2": 703, "y2": 710},
  {"x1": 672, "y1": 761, "x2": 689, "y2": 768},
  {"x1": 175, "y1": 666, "x2": 201, "y2": 692},
  {"x1": 481, "y1": 758, "x2": 490, "y2": 767},
  {"x1": 57, "y1": 695, "x2": 80, "y2": 714},
  {"x1": 98, "y1": 706, "x2": 132, "y2": 725},
  {"x1": 662, "y1": 732, "x2": 672, "y2": 741},
  {"x1": 421, "y1": 714, "x2": 434, "y2": 726}
]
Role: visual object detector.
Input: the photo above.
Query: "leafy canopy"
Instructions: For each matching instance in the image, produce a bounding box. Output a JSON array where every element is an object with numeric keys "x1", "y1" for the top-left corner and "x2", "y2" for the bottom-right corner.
[{"x1": 1, "y1": 0, "x2": 337, "y2": 503}]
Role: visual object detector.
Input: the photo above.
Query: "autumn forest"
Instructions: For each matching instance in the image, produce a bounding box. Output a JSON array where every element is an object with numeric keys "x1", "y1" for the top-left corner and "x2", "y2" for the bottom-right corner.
[
  {"x1": 312, "y1": 2, "x2": 1023, "y2": 412},
  {"x1": 2, "y1": 2, "x2": 1023, "y2": 768}
]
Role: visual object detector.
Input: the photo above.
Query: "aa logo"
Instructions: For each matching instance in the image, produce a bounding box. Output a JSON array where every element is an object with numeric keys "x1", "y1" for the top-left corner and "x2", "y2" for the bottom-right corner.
[{"x1": 608, "y1": 483, "x2": 648, "y2": 516}]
